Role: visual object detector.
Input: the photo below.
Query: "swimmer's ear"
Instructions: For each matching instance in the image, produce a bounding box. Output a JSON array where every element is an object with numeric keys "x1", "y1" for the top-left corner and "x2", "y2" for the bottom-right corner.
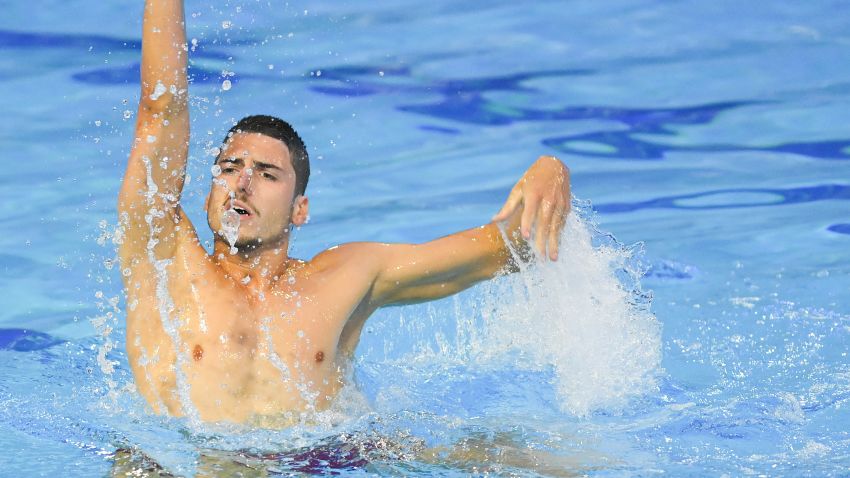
[{"x1": 291, "y1": 195, "x2": 309, "y2": 226}]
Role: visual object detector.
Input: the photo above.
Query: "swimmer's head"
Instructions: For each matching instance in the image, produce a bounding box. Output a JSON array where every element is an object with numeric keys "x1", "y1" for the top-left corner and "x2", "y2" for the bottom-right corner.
[
  {"x1": 219, "y1": 115, "x2": 310, "y2": 197},
  {"x1": 206, "y1": 115, "x2": 311, "y2": 251}
]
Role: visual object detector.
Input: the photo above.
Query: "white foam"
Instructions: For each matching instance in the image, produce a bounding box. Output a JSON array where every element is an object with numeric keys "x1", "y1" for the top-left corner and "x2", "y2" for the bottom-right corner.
[
  {"x1": 477, "y1": 203, "x2": 662, "y2": 416},
  {"x1": 220, "y1": 193, "x2": 240, "y2": 254}
]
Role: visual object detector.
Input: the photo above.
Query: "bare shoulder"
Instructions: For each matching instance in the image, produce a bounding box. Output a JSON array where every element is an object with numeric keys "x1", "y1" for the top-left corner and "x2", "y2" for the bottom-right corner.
[{"x1": 307, "y1": 242, "x2": 390, "y2": 274}]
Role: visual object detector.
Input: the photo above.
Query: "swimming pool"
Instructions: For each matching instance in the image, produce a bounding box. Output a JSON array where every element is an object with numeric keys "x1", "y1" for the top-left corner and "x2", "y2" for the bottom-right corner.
[{"x1": 2, "y1": 0, "x2": 849, "y2": 475}]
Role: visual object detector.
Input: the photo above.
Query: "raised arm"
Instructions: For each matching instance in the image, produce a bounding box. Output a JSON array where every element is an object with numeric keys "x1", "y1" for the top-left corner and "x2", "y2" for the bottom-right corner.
[
  {"x1": 367, "y1": 155, "x2": 570, "y2": 307},
  {"x1": 118, "y1": 0, "x2": 191, "y2": 263}
]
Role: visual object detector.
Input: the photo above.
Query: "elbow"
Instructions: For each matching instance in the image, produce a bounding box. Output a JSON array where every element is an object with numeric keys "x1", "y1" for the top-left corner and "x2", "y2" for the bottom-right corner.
[
  {"x1": 139, "y1": 84, "x2": 188, "y2": 117},
  {"x1": 139, "y1": 96, "x2": 187, "y2": 118}
]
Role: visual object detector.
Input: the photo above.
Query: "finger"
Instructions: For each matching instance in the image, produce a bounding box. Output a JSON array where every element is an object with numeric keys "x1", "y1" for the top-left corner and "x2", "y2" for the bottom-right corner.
[
  {"x1": 561, "y1": 178, "x2": 572, "y2": 216},
  {"x1": 521, "y1": 193, "x2": 540, "y2": 239},
  {"x1": 492, "y1": 184, "x2": 522, "y2": 222},
  {"x1": 535, "y1": 199, "x2": 555, "y2": 259},
  {"x1": 548, "y1": 203, "x2": 566, "y2": 261}
]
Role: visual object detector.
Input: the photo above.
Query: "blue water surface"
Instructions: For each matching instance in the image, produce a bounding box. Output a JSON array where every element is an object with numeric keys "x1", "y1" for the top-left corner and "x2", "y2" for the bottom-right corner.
[{"x1": 1, "y1": 0, "x2": 849, "y2": 476}]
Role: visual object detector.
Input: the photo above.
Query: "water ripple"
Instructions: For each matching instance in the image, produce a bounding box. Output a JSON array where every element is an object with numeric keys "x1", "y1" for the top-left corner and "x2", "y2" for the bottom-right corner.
[
  {"x1": 0, "y1": 329, "x2": 64, "y2": 352},
  {"x1": 596, "y1": 183, "x2": 850, "y2": 214}
]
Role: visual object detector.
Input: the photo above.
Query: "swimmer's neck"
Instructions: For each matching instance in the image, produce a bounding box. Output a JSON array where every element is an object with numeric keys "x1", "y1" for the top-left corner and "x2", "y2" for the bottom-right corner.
[{"x1": 211, "y1": 237, "x2": 300, "y2": 290}]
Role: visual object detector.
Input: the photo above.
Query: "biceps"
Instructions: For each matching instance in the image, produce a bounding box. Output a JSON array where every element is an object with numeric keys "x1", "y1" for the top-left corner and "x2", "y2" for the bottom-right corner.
[{"x1": 373, "y1": 243, "x2": 487, "y2": 306}]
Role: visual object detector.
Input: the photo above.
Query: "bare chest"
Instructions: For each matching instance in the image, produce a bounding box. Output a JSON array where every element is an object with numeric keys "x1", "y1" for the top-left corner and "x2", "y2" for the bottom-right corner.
[{"x1": 126, "y1": 273, "x2": 358, "y2": 420}]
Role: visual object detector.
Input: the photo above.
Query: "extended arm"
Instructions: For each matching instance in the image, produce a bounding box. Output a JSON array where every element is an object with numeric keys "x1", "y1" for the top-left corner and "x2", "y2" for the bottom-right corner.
[
  {"x1": 118, "y1": 0, "x2": 190, "y2": 262},
  {"x1": 366, "y1": 155, "x2": 570, "y2": 307}
]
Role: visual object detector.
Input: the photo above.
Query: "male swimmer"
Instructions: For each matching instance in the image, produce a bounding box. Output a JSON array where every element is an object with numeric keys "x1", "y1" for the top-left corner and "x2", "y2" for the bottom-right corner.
[{"x1": 120, "y1": 0, "x2": 571, "y2": 426}]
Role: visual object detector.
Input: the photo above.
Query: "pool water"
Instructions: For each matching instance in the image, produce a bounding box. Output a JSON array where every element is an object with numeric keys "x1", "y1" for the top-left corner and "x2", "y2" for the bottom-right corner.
[{"x1": 2, "y1": 0, "x2": 850, "y2": 476}]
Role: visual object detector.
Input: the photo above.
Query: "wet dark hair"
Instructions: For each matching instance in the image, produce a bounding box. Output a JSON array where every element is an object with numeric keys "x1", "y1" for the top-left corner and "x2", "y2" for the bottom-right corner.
[{"x1": 221, "y1": 115, "x2": 310, "y2": 196}]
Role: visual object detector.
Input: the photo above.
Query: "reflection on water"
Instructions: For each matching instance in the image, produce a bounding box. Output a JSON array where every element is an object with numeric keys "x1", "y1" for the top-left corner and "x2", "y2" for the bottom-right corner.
[
  {"x1": 7, "y1": 26, "x2": 850, "y2": 166},
  {"x1": 827, "y1": 223, "x2": 850, "y2": 235},
  {"x1": 0, "y1": 328, "x2": 64, "y2": 352},
  {"x1": 545, "y1": 130, "x2": 850, "y2": 161},
  {"x1": 596, "y1": 183, "x2": 850, "y2": 213}
]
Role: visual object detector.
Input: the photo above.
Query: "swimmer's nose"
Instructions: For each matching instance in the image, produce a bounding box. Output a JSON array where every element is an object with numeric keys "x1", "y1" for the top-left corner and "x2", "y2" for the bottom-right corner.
[{"x1": 237, "y1": 167, "x2": 254, "y2": 194}]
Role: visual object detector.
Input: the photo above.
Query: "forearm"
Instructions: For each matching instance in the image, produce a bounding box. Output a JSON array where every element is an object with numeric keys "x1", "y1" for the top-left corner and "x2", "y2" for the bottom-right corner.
[
  {"x1": 373, "y1": 221, "x2": 518, "y2": 306},
  {"x1": 492, "y1": 205, "x2": 532, "y2": 271},
  {"x1": 140, "y1": 0, "x2": 188, "y2": 112},
  {"x1": 429, "y1": 222, "x2": 514, "y2": 285}
]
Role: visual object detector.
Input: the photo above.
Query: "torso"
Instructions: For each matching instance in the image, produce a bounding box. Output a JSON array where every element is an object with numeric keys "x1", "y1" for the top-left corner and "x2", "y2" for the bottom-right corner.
[{"x1": 123, "y1": 237, "x2": 377, "y2": 425}]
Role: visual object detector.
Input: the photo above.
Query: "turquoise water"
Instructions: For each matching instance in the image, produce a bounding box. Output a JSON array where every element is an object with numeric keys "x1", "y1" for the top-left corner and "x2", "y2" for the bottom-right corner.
[{"x1": 2, "y1": 0, "x2": 850, "y2": 476}]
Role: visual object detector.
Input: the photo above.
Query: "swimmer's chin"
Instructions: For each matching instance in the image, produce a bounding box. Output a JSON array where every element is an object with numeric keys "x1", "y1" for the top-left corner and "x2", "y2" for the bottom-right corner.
[{"x1": 213, "y1": 235, "x2": 265, "y2": 253}]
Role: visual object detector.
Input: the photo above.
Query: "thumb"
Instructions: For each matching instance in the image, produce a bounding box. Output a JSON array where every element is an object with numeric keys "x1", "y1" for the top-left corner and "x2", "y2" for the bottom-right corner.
[{"x1": 492, "y1": 184, "x2": 522, "y2": 222}]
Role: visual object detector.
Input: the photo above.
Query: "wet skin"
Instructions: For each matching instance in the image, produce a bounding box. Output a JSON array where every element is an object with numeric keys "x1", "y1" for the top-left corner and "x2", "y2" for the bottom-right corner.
[
  {"x1": 121, "y1": 131, "x2": 549, "y2": 425},
  {"x1": 120, "y1": 0, "x2": 570, "y2": 426}
]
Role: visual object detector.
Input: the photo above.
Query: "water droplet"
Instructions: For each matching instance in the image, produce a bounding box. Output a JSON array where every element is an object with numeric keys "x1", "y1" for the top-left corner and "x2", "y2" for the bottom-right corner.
[
  {"x1": 221, "y1": 79, "x2": 232, "y2": 91},
  {"x1": 211, "y1": 164, "x2": 222, "y2": 177},
  {"x1": 149, "y1": 81, "x2": 167, "y2": 100},
  {"x1": 221, "y1": 20, "x2": 232, "y2": 29},
  {"x1": 123, "y1": 110, "x2": 133, "y2": 119},
  {"x1": 220, "y1": 208, "x2": 240, "y2": 250}
]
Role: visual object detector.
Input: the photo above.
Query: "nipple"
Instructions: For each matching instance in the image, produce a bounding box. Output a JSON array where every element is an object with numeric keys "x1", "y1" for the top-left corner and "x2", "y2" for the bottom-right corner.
[
  {"x1": 192, "y1": 344, "x2": 204, "y2": 361},
  {"x1": 315, "y1": 350, "x2": 324, "y2": 363}
]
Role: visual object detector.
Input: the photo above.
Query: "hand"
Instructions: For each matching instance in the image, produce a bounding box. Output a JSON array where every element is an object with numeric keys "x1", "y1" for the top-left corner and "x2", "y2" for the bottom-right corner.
[{"x1": 492, "y1": 156, "x2": 571, "y2": 261}]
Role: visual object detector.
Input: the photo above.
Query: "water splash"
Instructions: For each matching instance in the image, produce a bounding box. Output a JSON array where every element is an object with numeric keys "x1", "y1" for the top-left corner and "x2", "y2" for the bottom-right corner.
[
  {"x1": 482, "y1": 202, "x2": 662, "y2": 415},
  {"x1": 361, "y1": 201, "x2": 662, "y2": 417},
  {"x1": 140, "y1": 155, "x2": 201, "y2": 425},
  {"x1": 220, "y1": 208, "x2": 240, "y2": 254},
  {"x1": 259, "y1": 316, "x2": 294, "y2": 385},
  {"x1": 220, "y1": 192, "x2": 240, "y2": 255}
]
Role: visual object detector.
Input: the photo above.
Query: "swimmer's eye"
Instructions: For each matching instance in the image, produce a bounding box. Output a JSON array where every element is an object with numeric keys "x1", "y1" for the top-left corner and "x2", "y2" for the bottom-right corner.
[
  {"x1": 261, "y1": 172, "x2": 277, "y2": 181},
  {"x1": 218, "y1": 158, "x2": 240, "y2": 174}
]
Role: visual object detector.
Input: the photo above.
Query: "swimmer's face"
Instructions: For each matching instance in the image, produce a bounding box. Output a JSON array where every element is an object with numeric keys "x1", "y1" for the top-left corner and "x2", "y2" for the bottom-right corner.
[{"x1": 205, "y1": 132, "x2": 308, "y2": 250}]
